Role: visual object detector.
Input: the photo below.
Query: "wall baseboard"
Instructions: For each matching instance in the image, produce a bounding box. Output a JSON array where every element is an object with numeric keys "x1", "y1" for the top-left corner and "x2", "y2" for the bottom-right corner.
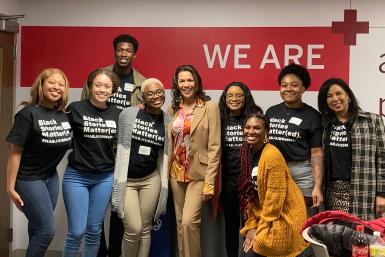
[{"x1": 11, "y1": 249, "x2": 62, "y2": 257}]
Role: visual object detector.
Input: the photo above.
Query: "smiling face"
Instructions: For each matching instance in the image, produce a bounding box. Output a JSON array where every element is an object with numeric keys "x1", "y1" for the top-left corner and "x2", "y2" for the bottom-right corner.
[
  {"x1": 114, "y1": 42, "x2": 136, "y2": 68},
  {"x1": 90, "y1": 73, "x2": 113, "y2": 106},
  {"x1": 143, "y1": 82, "x2": 165, "y2": 113},
  {"x1": 244, "y1": 116, "x2": 268, "y2": 149},
  {"x1": 280, "y1": 73, "x2": 305, "y2": 106},
  {"x1": 327, "y1": 84, "x2": 350, "y2": 117},
  {"x1": 226, "y1": 86, "x2": 245, "y2": 116},
  {"x1": 177, "y1": 71, "x2": 196, "y2": 102},
  {"x1": 41, "y1": 73, "x2": 66, "y2": 107}
]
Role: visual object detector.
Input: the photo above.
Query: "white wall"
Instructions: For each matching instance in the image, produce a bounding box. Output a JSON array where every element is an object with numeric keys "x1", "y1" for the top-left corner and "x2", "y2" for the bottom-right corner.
[
  {"x1": 0, "y1": 0, "x2": 21, "y2": 15},
  {"x1": 12, "y1": 0, "x2": 385, "y2": 251}
]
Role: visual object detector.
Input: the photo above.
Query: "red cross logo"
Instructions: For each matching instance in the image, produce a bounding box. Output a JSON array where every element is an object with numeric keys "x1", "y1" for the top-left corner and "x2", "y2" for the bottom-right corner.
[{"x1": 332, "y1": 9, "x2": 369, "y2": 46}]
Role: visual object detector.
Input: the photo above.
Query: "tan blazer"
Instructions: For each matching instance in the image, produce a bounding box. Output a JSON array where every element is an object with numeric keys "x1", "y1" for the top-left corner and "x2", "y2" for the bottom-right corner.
[{"x1": 168, "y1": 100, "x2": 221, "y2": 186}]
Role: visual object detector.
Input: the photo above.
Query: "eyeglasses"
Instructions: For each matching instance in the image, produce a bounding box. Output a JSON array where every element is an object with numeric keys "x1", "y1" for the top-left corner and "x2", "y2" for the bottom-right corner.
[
  {"x1": 226, "y1": 93, "x2": 244, "y2": 99},
  {"x1": 145, "y1": 89, "x2": 165, "y2": 98}
]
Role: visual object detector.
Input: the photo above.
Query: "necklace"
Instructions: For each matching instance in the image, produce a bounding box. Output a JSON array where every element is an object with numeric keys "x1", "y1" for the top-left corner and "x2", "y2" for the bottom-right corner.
[
  {"x1": 282, "y1": 104, "x2": 294, "y2": 116},
  {"x1": 145, "y1": 109, "x2": 161, "y2": 124},
  {"x1": 282, "y1": 102, "x2": 303, "y2": 116}
]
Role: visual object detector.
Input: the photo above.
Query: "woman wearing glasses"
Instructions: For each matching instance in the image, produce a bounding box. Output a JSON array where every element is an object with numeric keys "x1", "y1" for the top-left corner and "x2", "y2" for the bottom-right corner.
[
  {"x1": 112, "y1": 78, "x2": 170, "y2": 257},
  {"x1": 218, "y1": 82, "x2": 262, "y2": 257}
]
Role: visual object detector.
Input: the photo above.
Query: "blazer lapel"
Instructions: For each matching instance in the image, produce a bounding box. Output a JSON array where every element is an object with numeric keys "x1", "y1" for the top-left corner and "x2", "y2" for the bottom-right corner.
[{"x1": 190, "y1": 104, "x2": 206, "y2": 135}]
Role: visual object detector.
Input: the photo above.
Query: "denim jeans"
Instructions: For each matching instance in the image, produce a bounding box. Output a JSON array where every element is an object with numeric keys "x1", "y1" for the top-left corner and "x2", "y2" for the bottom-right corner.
[
  {"x1": 287, "y1": 160, "x2": 313, "y2": 197},
  {"x1": 15, "y1": 172, "x2": 59, "y2": 257},
  {"x1": 62, "y1": 166, "x2": 113, "y2": 257}
]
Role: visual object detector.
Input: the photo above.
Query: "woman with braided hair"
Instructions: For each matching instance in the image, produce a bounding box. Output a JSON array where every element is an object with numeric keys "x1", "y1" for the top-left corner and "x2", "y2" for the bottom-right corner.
[{"x1": 239, "y1": 114, "x2": 307, "y2": 257}]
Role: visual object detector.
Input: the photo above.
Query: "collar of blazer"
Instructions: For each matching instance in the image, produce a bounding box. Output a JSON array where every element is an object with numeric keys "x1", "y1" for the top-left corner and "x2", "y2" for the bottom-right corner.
[{"x1": 190, "y1": 103, "x2": 207, "y2": 135}]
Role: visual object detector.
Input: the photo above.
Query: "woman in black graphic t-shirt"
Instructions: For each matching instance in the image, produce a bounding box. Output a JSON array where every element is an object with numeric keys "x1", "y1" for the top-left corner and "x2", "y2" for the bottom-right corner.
[
  {"x1": 265, "y1": 63, "x2": 324, "y2": 211},
  {"x1": 112, "y1": 78, "x2": 170, "y2": 257},
  {"x1": 62, "y1": 69, "x2": 120, "y2": 257},
  {"x1": 6, "y1": 68, "x2": 71, "y2": 257},
  {"x1": 218, "y1": 82, "x2": 262, "y2": 257},
  {"x1": 318, "y1": 78, "x2": 385, "y2": 220}
]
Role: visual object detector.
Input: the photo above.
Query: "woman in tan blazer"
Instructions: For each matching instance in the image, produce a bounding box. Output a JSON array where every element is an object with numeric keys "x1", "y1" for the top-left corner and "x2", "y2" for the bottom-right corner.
[{"x1": 168, "y1": 65, "x2": 221, "y2": 257}]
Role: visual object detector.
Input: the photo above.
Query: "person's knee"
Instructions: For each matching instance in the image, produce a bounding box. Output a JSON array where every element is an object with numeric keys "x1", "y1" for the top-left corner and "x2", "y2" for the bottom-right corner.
[
  {"x1": 68, "y1": 227, "x2": 86, "y2": 242},
  {"x1": 34, "y1": 221, "x2": 55, "y2": 245},
  {"x1": 141, "y1": 222, "x2": 153, "y2": 239},
  {"x1": 181, "y1": 215, "x2": 199, "y2": 231},
  {"x1": 39, "y1": 229, "x2": 55, "y2": 246},
  {"x1": 123, "y1": 221, "x2": 142, "y2": 241},
  {"x1": 85, "y1": 224, "x2": 102, "y2": 244}
]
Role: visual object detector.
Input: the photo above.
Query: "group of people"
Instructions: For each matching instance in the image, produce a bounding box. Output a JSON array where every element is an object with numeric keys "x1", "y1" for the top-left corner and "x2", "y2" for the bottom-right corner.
[{"x1": 5, "y1": 33, "x2": 385, "y2": 257}]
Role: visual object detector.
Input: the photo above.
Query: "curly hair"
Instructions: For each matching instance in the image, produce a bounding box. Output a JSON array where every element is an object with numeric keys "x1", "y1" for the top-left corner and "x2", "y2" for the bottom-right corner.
[
  {"x1": 219, "y1": 82, "x2": 263, "y2": 134},
  {"x1": 86, "y1": 68, "x2": 120, "y2": 97},
  {"x1": 171, "y1": 65, "x2": 211, "y2": 112},
  {"x1": 21, "y1": 68, "x2": 69, "y2": 112},
  {"x1": 113, "y1": 34, "x2": 139, "y2": 53},
  {"x1": 278, "y1": 63, "x2": 311, "y2": 90},
  {"x1": 238, "y1": 114, "x2": 269, "y2": 220}
]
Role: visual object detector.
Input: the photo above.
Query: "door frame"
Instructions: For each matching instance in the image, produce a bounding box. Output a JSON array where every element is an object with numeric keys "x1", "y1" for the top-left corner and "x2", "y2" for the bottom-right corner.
[{"x1": 0, "y1": 15, "x2": 18, "y2": 257}]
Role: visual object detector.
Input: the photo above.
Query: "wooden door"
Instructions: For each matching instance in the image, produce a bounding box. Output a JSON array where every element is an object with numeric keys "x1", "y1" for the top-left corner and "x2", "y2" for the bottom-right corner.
[{"x1": 0, "y1": 31, "x2": 16, "y2": 257}]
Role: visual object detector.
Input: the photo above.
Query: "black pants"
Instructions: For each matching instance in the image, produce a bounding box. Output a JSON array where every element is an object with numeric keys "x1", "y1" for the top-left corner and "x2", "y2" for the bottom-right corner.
[
  {"x1": 240, "y1": 251, "x2": 265, "y2": 257},
  {"x1": 97, "y1": 211, "x2": 125, "y2": 257},
  {"x1": 221, "y1": 188, "x2": 241, "y2": 257}
]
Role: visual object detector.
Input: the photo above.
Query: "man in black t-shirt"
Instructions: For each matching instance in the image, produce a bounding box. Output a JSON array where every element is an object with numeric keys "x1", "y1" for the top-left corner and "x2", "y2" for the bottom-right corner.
[{"x1": 80, "y1": 34, "x2": 146, "y2": 257}]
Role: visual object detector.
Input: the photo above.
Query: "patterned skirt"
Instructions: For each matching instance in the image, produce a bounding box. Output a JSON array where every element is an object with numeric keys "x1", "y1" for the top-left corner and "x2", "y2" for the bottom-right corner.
[{"x1": 326, "y1": 180, "x2": 351, "y2": 212}]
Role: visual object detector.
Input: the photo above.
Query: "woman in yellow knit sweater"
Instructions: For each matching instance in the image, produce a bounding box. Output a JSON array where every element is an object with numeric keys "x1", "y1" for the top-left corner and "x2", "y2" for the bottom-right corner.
[{"x1": 239, "y1": 114, "x2": 308, "y2": 257}]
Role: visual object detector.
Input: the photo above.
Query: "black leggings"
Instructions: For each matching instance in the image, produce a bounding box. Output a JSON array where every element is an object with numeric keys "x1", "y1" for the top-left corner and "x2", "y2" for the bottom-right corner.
[
  {"x1": 97, "y1": 211, "x2": 124, "y2": 257},
  {"x1": 221, "y1": 188, "x2": 242, "y2": 257}
]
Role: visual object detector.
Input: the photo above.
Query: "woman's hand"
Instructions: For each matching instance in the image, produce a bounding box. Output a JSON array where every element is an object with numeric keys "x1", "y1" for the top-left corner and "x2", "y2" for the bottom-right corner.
[
  {"x1": 376, "y1": 195, "x2": 385, "y2": 216},
  {"x1": 312, "y1": 185, "x2": 323, "y2": 208},
  {"x1": 6, "y1": 144, "x2": 23, "y2": 212},
  {"x1": 7, "y1": 188, "x2": 24, "y2": 212},
  {"x1": 243, "y1": 228, "x2": 256, "y2": 253},
  {"x1": 202, "y1": 192, "x2": 213, "y2": 201},
  {"x1": 202, "y1": 182, "x2": 214, "y2": 201}
]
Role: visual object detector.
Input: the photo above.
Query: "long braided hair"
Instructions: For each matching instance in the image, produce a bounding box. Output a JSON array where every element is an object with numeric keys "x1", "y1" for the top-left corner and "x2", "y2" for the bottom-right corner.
[{"x1": 238, "y1": 114, "x2": 269, "y2": 220}]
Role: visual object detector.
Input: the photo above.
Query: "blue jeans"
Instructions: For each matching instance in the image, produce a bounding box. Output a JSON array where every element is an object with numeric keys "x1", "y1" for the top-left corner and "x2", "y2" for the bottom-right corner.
[
  {"x1": 62, "y1": 166, "x2": 113, "y2": 257},
  {"x1": 15, "y1": 172, "x2": 59, "y2": 257}
]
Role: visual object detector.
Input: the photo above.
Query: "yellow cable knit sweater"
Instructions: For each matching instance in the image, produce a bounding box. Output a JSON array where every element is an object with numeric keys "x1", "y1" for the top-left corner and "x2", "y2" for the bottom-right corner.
[{"x1": 240, "y1": 143, "x2": 308, "y2": 257}]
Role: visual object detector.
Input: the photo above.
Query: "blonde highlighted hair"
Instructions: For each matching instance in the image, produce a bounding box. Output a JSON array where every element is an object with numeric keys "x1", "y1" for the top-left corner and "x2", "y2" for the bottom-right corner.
[
  {"x1": 141, "y1": 78, "x2": 164, "y2": 93},
  {"x1": 21, "y1": 68, "x2": 69, "y2": 112}
]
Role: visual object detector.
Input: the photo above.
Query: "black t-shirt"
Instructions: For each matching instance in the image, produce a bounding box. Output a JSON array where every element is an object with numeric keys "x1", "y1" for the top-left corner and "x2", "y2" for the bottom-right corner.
[
  {"x1": 128, "y1": 109, "x2": 165, "y2": 179},
  {"x1": 108, "y1": 69, "x2": 135, "y2": 110},
  {"x1": 67, "y1": 100, "x2": 120, "y2": 172},
  {"x1": 6, "y1": 105, "x2": 72, "y2": 180},
  {"x1": 327, "y1": 121, "x2": 352, "y2": 181},
  {"x1": 251, "y1": 145, "x2": 264, "y2": 191},
  {"x1": 265, "y1": 102, "x2": 322, "y2": 161},
  {"x1": 222, "y1": 115, "x2": 244, "y2": 188}
]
